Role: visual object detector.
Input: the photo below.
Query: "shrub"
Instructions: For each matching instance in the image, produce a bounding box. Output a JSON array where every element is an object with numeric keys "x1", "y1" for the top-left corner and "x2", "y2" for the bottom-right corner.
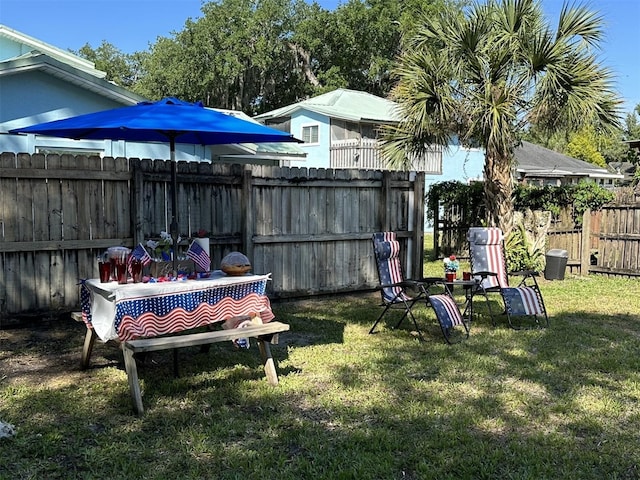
[{"x1": 505, "y1": 222, "x2": 546, "y2": 272}]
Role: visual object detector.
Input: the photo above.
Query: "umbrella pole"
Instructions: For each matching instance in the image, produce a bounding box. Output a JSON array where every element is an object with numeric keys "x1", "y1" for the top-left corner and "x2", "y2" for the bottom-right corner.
[{"x1": 169, "y1": 137, "x2": 179, "y2": 276}]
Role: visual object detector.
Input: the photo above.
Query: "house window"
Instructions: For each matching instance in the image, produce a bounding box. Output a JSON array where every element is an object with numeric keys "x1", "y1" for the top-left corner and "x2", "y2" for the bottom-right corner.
[
  {"x1": 265, "y1": 117, "x2": 291, "y2": 133},
  {"x1": 302, "y1": 124, "x2": 319, "y2": 144},
  {"x1": 331, "y1": 119, "x2": 360, "y2": 141},
  {"x1": 37, "y1": 147, "x2": 103, "y2": 157}
]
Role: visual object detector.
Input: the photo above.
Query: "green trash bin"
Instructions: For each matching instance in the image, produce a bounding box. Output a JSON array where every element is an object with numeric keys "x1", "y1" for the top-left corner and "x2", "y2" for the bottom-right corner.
[{"x1": 544, "y1": 249, "x2": 568, "y2": 280}]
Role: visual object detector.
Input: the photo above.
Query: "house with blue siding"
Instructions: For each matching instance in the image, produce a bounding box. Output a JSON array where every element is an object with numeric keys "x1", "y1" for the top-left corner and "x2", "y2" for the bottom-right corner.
[
  {"x1": 254, "y1": 88, "x2": 443, "y2": 173},
  {"x1": 254, "y1": 88, "x2": 624, "y2": 192},
  {"x1": 0, "y1": 25, "x2": 304, "y2": 164},
  {"x1": 430, "y1": 141, "x2": 485, "y2": 185}
]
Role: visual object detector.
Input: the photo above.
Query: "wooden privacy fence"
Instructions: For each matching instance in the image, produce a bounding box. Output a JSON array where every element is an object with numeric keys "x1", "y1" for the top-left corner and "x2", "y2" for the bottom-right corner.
[
  {"x1": 587, "y1": 205, "x2": 640, "y2": 277},
  {"x1": 533, "y1": 205, "x2": 640, "y2": 277},
  {"x1": 435, "y1": 197, "x2": 640, "y2": 277},
  {"x1": 0, "y1": 152, "x2": 425, "y2": 324}
]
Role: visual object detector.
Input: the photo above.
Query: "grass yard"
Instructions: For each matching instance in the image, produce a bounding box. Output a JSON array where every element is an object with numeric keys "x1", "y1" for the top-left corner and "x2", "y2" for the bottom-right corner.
[{"x1": 2, "y1": 243, "x2": 640, "y2": 479}]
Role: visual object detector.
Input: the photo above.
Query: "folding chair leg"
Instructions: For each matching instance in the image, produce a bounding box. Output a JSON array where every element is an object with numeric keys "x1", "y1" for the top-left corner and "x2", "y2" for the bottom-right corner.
[
  {"x1": 474, "y1": 289, "x2": 496, "y2": 326},
  {"x1": 428, "y1": 294, "x2": 468, "y2": 344},
  {"x1": 395, "y1": 309, "x2": 425, "y2": 341},
  {"x1": 440, "y1": 321, "x2": 470, "y2": 345},
  {"x1": 507, "y1": 312, "x2": 549, "y2": 330},
  {"x1": 369, "y1": 305, "x2": 393, "y2": 334},
  {"x1": 370, "y1": 300, "x2": 425, "y2": 341},
  {"x1": 537, "y1": 298, "x2": 550, "y2": 328}
]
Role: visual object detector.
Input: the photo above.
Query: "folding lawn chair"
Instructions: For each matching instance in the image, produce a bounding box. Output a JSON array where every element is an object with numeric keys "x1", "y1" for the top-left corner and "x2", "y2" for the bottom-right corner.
[
  {"x1": 467, "y1": 227, "x2": 549, "y2": 329},
  {"x1": 371, "y1": 232, "x2": 469, "y2": 344}
]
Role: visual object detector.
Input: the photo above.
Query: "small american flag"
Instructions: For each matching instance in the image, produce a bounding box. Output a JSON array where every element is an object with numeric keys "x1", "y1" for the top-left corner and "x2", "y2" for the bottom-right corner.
[
  {"x1": 128, "y1": 243, "x2": 152, "y2": 274},
  {"x1": 187, "y1": 240, "x2": 210, "y2": 272}
]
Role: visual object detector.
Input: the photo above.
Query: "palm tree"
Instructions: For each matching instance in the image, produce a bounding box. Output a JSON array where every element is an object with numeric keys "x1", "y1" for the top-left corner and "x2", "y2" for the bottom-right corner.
[{"x1": 381, "y1": 0, "x2": 621, "y2": 234}]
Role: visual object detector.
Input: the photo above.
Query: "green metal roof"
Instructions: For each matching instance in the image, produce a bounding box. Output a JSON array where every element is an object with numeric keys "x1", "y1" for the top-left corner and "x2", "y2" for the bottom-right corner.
[
  {"x1": 254, "y1": 88, "x2": 401, "y2": 123},
  {"x1": 215, "y1": 108, "x2": 305, "y2": 157}
]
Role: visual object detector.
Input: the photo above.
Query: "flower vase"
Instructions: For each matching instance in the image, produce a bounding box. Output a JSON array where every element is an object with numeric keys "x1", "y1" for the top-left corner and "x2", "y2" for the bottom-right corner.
[{"x1": 445, "y1": 271, "x2": 456, "y2": 293}]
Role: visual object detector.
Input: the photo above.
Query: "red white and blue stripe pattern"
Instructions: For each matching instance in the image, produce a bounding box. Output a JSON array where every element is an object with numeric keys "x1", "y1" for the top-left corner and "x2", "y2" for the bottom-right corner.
[
  {"x1": 429, "y1": 294, "x2": 464, "y2": 329},
  {"x1": 187, "y1": 240, "x2": 211, "y2": 272},
  {"x1": 468, "y1": 227, "x2": 544, "y2": 316},
  {"x1": 80, "y1": 278, "x2": 273, "y2": 341},
  {"x1": 128, "y1": 243, "x2": 152, "y2": 274},
  {"x1": 130, "y1": 243, "x2": 152, "y2": 265},
  {"x1": 502, "y1": 286, "x2": 544, "y2": 315},
  {"x1": 373, "y1": 232, "x2": 410, "y2": 304},
  {"x1": 468, "y1": 227, "x2": 507, "y2": 289}
]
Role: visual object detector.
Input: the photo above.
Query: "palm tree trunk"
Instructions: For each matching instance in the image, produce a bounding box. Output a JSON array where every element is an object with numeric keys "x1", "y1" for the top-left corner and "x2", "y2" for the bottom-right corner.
[{"x1": 483, "y1": 151, "x2": 514, "y2": 235}]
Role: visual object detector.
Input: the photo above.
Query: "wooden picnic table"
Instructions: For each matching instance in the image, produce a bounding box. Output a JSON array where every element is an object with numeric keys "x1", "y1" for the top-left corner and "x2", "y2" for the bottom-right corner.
[{"x1": 77, "y1": 271, "x2": 289, "y2": 414}]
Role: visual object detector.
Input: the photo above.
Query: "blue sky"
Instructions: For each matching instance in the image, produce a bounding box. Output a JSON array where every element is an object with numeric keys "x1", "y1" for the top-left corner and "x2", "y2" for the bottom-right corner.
[{"x1": 1, "y1": 0, "x2": 638, "y2": 113}]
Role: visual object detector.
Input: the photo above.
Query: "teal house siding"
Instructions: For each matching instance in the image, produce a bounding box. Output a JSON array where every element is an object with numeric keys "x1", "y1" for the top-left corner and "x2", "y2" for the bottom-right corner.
[
  {"x1": 1, "y1": 25, "x2": 303, "y2": 164},
  {"x1": 427, "y1": 144, "x2": 484, "y2": 186},
  {"x1": 290, "y1": 110, "x2": 330, "y2": 169}
]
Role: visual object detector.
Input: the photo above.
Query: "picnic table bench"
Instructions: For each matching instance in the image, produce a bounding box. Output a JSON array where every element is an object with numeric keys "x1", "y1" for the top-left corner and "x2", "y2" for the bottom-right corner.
[{"x1": 73, "y1": 311, "x2": 289, "y2": 414}]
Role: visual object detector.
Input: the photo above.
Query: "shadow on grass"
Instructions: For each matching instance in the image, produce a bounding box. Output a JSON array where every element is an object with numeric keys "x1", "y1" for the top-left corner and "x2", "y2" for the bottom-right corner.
[{"x1": 2, "y1": 289, "x2": 640, "y2": 479}]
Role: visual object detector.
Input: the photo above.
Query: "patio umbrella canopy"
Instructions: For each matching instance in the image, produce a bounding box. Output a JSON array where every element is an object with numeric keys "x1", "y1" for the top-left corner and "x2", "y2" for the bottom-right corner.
[{"x1": 10, "y1": 97, "x2": 301, "y2": 273}]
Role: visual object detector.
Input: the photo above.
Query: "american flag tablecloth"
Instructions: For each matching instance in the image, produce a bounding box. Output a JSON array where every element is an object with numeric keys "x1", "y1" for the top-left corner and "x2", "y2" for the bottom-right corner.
[{"x1": 80, "y1": 271, "x2": 274, "y2": 342}]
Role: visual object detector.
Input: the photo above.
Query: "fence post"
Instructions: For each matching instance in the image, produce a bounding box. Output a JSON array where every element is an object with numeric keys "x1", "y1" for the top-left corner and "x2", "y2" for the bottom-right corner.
[
  {"x1": 433, "y1": 194, "x2": 440, "y2": 259},
  {"x1": 242, "y1": 166, "x2": 254, "y2": 260},
  {"x1": 131, "y1": 159, "x2": 144, "y2": 245},
  {"x1": 381, "y1": 171, "x2": 391, "y2": 231},
  {"x1": 580, "y1": 208, "x2": 591, "y2": 276},
  {"x1": 412, "y1": 172, "x2": 425, "y2": 278}
]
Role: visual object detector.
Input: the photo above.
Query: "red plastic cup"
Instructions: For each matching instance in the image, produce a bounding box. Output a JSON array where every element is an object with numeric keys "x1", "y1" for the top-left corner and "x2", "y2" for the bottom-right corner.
[
  {"x1": 109, "y1": 258, "x2": 117, "y2": 281},
  {"x1": 463, "y1": 271, "x2": 471, "y2": 281},
  {"x1": 116, "y1": 260, "x2": 128, "y2": 284},
  {"x1": 445, "y1": 272, "x2": 456, "y2": 282},
  {"x1": 131, "y1": 259, "x2": 142, "y2": 283},
  {"x1": 99, "y1": 262, "x2": 111, "y2": 283}
]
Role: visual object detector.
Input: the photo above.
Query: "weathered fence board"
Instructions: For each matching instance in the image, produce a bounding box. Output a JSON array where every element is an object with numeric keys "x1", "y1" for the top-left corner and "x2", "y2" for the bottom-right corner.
[
  {"x1": 434, "y1": 188, "x2": 640, "y2": 277},
  {"x1": 591, "y1": 205, "x2": 640, "y2": 276},
  {"x1": 0, "y1": 153, "x2": 424, "y2": 323}
]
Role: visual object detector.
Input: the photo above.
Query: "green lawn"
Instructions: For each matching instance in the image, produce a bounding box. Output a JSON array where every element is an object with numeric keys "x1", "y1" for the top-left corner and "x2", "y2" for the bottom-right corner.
[{"x1": 2, "y1": 252, "x2": 640, "y2": 479}]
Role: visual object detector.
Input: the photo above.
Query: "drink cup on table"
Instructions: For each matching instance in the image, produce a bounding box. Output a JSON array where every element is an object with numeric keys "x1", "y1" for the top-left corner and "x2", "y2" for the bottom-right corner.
[
  {"x1": 131, "y1": 259, "x2": 142, "y2": 283},
  {"x1": 109, "y1": 257, "x2": 117, "y2": 280},
  {"x1": 99, "y1": 261, "x2": 111, "y2": 283},
  {"x1": 116, "y1": 259, "x2": 128, "y2": 284}
]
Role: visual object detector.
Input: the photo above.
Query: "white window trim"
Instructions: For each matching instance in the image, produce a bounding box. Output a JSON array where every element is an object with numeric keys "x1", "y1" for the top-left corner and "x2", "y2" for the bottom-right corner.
[
  {"x1": 36, "y1": 146, "x2": 104, "y2": 157},
  {"x1": 35, "y1": 137, "x2": 105, "y2": 157},
  {"x1": 300, "y1": 123, "x2": 320, "y2": 146}
]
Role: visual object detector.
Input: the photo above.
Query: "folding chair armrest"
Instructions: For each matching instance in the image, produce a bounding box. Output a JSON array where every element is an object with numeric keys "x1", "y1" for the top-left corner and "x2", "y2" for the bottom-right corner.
[
  {"x1": 473, "y1": 271, "x2": 497, "y2": 278},
  {"x1": 420, "y1": 276, "x2": 447, "y2": 284},
  {"x1": 397, "y1": 277, "x2": 442, "y2": 289},
  {"x1": 378, "y1": 280, "x2": 415, "y2": 290},
  {"x1": 510, "y1": 270, "x2": 539, "y2": 277}
]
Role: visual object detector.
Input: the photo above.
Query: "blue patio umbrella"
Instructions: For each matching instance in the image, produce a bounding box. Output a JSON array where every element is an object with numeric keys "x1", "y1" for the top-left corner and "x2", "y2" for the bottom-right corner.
[{"x1": 10, "y1": 97, "x2": 301, "y2": 273}]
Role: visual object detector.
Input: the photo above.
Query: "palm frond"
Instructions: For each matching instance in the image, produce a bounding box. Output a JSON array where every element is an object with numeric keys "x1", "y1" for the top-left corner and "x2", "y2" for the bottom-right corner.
[
  {"x1": 382, "y1": 0, "x2": 622, "y2": 187},
  {"x1": 556, "y1": 2, "x2": 605, "y2": 47}
]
